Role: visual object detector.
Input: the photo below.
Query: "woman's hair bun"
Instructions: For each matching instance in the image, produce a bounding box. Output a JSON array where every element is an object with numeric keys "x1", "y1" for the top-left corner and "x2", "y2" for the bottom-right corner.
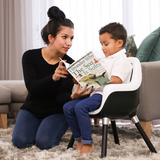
[{"x1": 47, "y1": 6, "x2": 66, "y2": 20}]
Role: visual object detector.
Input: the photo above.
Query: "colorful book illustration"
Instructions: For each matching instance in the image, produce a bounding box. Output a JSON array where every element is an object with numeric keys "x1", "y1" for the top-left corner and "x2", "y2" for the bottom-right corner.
[{"x1": 60, "y1": 51, "x2": 112, "y2": 90}]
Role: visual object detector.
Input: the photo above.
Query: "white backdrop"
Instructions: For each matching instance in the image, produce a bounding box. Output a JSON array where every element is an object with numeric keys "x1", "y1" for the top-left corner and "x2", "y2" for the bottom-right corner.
[
  {"x1": 31, "y1": 0, "x2": 160, "y2": 60},
  {"x1": 1, "y1": 0, "x2": 160, "y2": 79}
]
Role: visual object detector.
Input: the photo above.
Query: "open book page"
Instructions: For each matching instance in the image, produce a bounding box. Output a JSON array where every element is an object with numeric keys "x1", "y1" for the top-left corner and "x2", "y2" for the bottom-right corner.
[{"x1": 65, "y1": 52, "x2": 112, "y2": 90}]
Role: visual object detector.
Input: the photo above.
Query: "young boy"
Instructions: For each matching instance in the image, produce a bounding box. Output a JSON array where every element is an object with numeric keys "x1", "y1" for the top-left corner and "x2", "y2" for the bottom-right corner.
[{"x1": 63, "y1": 22, "x2": 132, "y2": 154}]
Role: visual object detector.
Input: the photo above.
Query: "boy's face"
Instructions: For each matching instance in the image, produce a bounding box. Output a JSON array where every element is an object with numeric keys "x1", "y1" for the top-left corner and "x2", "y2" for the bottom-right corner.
[{"x1": 99, "y1": 32, "x2": 123, "y2": 57}]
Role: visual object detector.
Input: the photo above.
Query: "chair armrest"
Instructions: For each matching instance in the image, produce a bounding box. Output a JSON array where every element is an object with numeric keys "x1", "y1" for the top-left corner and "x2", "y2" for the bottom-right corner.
[
  {"x1": 0, "y1": 85, "x2": 11, "y2": 103},
  {"x1": 0, "y1": 80, "x2": 28, "y2": 102}
]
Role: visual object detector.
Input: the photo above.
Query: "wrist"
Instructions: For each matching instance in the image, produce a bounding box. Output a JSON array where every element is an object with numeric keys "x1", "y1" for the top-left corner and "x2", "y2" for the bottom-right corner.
[
  {"x1": 70, "y1": 94, "x2": 74, "y2": 100},
  {"x1": 52, "y1": 74, "x2": 57, "y2": 81}
]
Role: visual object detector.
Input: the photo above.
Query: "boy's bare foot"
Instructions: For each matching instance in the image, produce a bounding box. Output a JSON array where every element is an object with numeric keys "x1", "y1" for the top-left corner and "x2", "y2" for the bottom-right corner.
[
  {"x1": 76, "y1": 141, "x2": 83, "y2": 151},
  {"x1": 80, "y1": 144, "x2": 94, "y2": 155}
]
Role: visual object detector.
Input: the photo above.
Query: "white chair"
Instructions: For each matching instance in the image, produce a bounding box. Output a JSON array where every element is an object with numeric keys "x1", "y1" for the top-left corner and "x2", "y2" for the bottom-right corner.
[{"x1": 67, "y1": 57, "x2": 157, "y2": 158}]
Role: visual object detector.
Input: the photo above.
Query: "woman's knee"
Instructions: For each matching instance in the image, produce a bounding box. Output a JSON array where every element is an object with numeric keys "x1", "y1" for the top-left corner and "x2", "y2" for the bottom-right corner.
[
  {"x1": 36, "y1": 115, "x2": 69, "y2": 150},
  {"x1": 12, "y1": 135, "x2": 33, "y2": 149},
  {"x1": 36, "y1": 136, "x2": 59, "y2": 150}
]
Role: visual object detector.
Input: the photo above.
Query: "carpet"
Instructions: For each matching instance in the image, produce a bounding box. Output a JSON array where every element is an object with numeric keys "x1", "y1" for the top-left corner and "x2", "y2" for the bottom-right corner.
[{"x1": 0, "y1": 119, "x2": 160, "y2": 160}]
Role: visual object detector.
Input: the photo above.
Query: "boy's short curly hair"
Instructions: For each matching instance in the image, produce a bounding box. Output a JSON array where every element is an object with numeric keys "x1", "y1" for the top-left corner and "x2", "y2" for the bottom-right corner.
[{"x1": 99, "y1": 22, "x2": 127, "y2": 47}]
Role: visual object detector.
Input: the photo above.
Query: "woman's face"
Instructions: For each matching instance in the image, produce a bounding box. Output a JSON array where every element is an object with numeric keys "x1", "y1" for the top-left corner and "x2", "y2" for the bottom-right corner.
[{"x1": 51, "y1": 27, "x2": 74, "y2": 54}]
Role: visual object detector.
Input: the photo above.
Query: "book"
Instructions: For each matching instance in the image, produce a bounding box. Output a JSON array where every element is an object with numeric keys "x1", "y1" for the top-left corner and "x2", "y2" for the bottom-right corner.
[{"x1": 60, "y1": 51, "x2": 112, "y2": 90}]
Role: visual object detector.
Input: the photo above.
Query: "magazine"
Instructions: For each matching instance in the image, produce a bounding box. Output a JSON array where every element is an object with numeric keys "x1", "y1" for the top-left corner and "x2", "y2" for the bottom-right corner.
[{"x1": 60, "y1": 51, "x2": 112, "y2": 90}]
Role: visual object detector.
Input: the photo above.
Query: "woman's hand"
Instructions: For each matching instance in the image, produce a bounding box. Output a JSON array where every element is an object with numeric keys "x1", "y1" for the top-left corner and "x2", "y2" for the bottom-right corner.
[
  {"x1": 52, "y1": 61, "x2": 69, "y2": 81},
  {"x1": 70, "y1": 84, "x2": 93, "y2": 100}
]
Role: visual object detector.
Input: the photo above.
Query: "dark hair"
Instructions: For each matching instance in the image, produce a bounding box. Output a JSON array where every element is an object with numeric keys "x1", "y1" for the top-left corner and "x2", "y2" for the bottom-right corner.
[
  {"x1": 99, "y1": 22, "x2": 127, "y2": 47},
  {"x1": 41, "y1": 6, "x2": 74, "y2": 45}
]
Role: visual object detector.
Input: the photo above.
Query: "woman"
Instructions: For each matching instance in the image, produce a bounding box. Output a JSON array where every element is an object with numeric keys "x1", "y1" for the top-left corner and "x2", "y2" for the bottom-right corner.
[{"x1": 12, "y1": 6, "x2": 92, "y2": 150}]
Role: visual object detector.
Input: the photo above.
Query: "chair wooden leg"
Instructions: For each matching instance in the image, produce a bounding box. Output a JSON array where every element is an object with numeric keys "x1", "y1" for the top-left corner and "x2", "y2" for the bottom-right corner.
[
  {"x1": 90, "y1": 118, "x2": 93, "y2": 125},
  {"x1": 14, "y1": 112, "x2": 19, "y2": 118},
  {"x1": 140, "y1": 121, "x2": 152, "y2": 139},
  {"x1": 90, "y1": 118, "x2": 100, "y2": 125},
  {"x1": 0, "y1": 114, "x2": 7, "y2": 129},
  {"x1": 94, "y1": 118, "x2": 100, "y2": 125}
]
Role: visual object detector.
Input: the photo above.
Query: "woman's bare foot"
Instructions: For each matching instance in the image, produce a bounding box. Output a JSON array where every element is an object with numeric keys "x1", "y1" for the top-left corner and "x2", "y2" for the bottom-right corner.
[
  {"x1": 80, "y1": 144, "x2": 94, "y2": 155},
  {"x1": 76, "y1": 141, "x2": 83, "y2": 151}
]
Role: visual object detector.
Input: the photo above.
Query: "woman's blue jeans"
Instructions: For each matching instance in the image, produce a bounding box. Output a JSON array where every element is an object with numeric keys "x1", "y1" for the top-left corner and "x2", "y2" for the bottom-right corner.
[
  {"x1": 63, "y1": 94, "x2": 102, "y2": 145},
  {"x1": 12, "y1": 109, "x2": 69, "y2": 150}
]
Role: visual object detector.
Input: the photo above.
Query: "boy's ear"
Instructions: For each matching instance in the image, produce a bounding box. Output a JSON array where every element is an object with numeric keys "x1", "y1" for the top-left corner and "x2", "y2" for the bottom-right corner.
[
  {"x1": 48, "y1": 34, "x2": 54, "y2": 43},
  {"x1": 117, "y1": 39, "x2": 123, "y2": 47}
]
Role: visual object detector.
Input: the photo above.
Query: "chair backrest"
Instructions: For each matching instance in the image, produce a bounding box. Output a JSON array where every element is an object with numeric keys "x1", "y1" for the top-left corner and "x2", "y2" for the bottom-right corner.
[
  {"x1": 89, "y1": 57, "x2": 142, "y2": 118},
  {"x1": 127, "y1": 57, "x2": 142, "y2": 90}
]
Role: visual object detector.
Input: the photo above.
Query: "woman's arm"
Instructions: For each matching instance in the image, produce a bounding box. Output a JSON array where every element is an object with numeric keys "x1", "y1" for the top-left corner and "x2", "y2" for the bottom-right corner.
[{"x1": 22, "y1": 50, "x2": 68, "y2": 95}]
